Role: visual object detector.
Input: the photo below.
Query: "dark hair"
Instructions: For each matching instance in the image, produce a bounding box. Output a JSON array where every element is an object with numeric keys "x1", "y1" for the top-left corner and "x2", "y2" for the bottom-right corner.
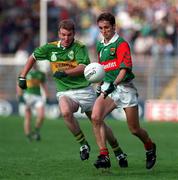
[
  {"x1": 97, "y1": 12, "x2": 115, "y2": 26},
  {"x1": 58, "y1": 19, "x2": 75, "y2": 32}
]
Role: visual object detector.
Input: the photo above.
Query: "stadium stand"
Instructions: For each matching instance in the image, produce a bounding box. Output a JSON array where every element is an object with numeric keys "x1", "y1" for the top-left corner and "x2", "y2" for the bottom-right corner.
[{"x1": 0, "y1": 0, "x2": 177, "y2": 116}]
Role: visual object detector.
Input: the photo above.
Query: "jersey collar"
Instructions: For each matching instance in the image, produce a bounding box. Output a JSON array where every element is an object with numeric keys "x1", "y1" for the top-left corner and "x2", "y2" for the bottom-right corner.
[
  {"x1": 57, "y1": 41, "x2": 66, "y2": 49},
  {"x1": 101, "y1": 33, "x2": 119, "y2": 46},
  {"x1": 57, "y1": 40, "x2": 75, "y2": 49},
  {"x1": 57, "y1": 41, "x2": 60, "y2": 47}
]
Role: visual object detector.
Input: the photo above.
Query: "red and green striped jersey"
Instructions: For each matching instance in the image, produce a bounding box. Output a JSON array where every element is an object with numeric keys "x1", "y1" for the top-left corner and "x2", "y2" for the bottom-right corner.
[
  {"x1": 33, "y1": 40, "x2": 90, "y2": 91},
  {"x1": 97, "y1": 35, "x2": 135, "y2": 83},
  {"x1": 25, "y1": 69, "x2": 46, "y2": 95}
]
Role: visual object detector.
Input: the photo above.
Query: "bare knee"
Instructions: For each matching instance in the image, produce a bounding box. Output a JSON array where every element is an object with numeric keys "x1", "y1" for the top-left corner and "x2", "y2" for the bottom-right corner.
[
  {"x1": 91, "y1": 113, "x2": 102, "y2": 126},
  {"x1": 61, "y1": 110, "x2": 73, "y2": 120}
]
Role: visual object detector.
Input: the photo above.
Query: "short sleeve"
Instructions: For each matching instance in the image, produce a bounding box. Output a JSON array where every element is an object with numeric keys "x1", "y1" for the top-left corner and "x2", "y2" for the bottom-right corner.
[
  {"x1": 33, "y1": 44, "x2": 49, "y2": 61},
  {"x1": 116, "y1": 41, "x2": 132, "y2": 69}
]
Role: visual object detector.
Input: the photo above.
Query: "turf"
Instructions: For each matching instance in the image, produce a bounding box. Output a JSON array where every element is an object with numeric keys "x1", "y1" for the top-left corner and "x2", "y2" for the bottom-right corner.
[{"x1": 0, "y1": 115, "x2": 178, "y2": 180}]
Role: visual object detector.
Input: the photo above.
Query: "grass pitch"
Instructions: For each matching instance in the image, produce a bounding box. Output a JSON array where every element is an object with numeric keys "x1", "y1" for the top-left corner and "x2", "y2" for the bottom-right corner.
[{"x1": 0, "y1": 115, "x2": 178, "y2": 180}]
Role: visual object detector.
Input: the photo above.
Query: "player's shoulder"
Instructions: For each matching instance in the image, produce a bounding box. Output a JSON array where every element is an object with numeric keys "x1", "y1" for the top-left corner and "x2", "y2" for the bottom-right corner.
[
  {"x1": 36, "y1": 41, "x2": 58, "y2": 51},
  {"x1": 116, "y1": 37, "x2": 130, "y2": 48},
  {"x1": 48, "y1": 41, "x2": 58, "y2": 46},
  {"x1": 96, "y1": 41, "x2": 103, "y2": 52},
  {"x1": 116, "y1": 36, "x2": 127, "y2": 44},
  {"x1": 74, "y1": 40, "x2": 86, "y2": 48}
]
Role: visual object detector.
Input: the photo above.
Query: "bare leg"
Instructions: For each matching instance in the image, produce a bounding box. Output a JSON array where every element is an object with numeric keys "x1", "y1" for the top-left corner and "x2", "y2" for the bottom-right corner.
[
  {"x1": 124, "y1": 105, "x2": 156, "y2": 169},
  {"x1": 24, "y1": 107, "x2": 31, "y2": 136},
  {"x1": 124, "y1": 106, "x2": 150, "y2": 143},
  {"x1": 35, "y1": 105, "x2": 45, "y2": 129},
  {"x1": 59, "y1": 96, "x2": 80, "y2": 134},
  {"x1": 86, "y1": 111, "x2": 118, "y2": 147},
  {"x1": 60, "y1": 96, "x2": 90, "y2": 160},
  {"x1": 91, "y1": 95, "x2": 116, "y2": 150},
  {"x1": 31, "y1": 105, "x2": 45, "y2": 141}
]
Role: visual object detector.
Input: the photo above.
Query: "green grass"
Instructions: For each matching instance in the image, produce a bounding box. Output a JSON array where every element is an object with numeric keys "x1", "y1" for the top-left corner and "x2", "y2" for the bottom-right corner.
[{"x1": 0, "y1": 116, "x2": 178, "y2": 180}]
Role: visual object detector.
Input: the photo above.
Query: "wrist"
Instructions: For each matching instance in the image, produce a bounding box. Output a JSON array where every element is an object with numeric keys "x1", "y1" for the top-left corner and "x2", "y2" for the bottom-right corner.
[
  {"x1": 18, "y1": 76, "x2": 27, "y2": 89},
  {"x1": 113, "y1": 82, "x2": 117, "y2": 88},
  {"x1": 19, "y1": 76, "x2": 26, "y2": 80}
]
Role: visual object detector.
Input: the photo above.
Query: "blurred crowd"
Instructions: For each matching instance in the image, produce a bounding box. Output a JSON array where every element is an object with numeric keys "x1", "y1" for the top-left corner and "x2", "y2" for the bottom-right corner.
[{"x1": 0, "y1": 0, "x2": 178, "y2": 56}]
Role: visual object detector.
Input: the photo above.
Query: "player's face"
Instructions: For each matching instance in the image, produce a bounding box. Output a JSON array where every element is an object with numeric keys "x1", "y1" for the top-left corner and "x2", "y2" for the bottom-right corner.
[
  {"x1": 58, "y1": 28, "x2": 74, "y2": 47},
  {"x1": 97, "y1": 20, "x2": 115, "y2": 43}
]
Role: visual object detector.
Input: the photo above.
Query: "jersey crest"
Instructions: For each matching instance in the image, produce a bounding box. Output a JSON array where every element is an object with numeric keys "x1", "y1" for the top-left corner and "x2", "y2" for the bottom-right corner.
[
  {"x1": 110, "y1": 47, "x2": 116, "y2": 55},
  {"x1": 51, "y1": 52, "x2": 58, "y2": 61},
  {"x1": 68, "y1": 50, "x2": 74, "y2": 60}
]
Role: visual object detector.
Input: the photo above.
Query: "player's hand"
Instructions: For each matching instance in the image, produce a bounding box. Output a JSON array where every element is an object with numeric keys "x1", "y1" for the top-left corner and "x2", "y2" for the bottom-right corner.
[
  {"x1": 103, "y1": 82, "x2": 117, "y2": 98},
  {"x1": 18, "y1": 77, "x2": 27, "y2": 89},
  {"x1": 53, "y1": 71, "x2": 67, "y2": 79},
  {"x1": 18, "y1": 95, "x2": 25, "y2": 103},
  {"x1": 96, "y1": 85, "x2": 101, "y2": 97}
]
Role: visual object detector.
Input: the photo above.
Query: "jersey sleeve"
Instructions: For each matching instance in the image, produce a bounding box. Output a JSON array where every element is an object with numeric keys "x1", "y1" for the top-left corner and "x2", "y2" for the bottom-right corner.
[
  {"x1": 33, "y1": 44, "x2": 49, "y2": 61},
  {"x1": 75, "y1": 46, "x2": 90, "y2": 65},
  {"x1": 116, "y1": 41, "x2": 132, "y2": 70}
]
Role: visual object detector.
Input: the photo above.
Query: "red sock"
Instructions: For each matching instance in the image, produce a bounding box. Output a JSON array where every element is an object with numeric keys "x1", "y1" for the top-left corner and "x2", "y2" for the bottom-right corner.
[
  {"x1": 144, "y1": 139, "x2": 154, "y2": 151},
  {"x1": 100, "y1": 148, "x2": 109, "y2": 156}
]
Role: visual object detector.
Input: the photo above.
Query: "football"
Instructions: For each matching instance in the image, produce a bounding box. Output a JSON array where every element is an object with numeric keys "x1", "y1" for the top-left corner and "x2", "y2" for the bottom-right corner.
[{"x1": 84, "y1": 62, "x2": 105, "y2": 83}]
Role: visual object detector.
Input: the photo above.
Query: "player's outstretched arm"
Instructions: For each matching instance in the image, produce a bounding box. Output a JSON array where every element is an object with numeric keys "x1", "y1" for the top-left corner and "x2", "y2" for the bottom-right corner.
[
  {"x1": 20, "y1": 55, "x2": 36, "y2": 77},
  {"x1": 18, "y1": 55, "x2": 36, "y2": 89}
]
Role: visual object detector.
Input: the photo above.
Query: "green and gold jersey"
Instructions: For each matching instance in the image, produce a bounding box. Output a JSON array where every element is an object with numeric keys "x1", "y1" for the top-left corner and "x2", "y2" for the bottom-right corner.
[
  {"x1": 25, "y1": 69, "x2": 46, "y2": 95},
  {"x1": 97, "y1": 35, "x2": 135, "y2": 83},
  {"x1": 33, "y1": 40, "x2": 90, "y2": 91}
]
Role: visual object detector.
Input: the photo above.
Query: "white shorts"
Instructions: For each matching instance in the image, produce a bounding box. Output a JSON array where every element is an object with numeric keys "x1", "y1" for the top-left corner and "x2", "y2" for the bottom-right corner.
[
  {"x1": 101, "y1": 82, "x2": 138, "y2": 108},
  {"x1": 56, "y1": 86, "x2": 96, "y2": 113},
  {"x1": 23, "y1": 93, "x2": 45, "y2": 108}
]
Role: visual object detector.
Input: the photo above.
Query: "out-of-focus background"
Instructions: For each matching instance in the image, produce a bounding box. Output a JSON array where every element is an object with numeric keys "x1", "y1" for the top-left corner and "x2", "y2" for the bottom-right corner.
[{"x1": 0, "y1": 0, "x2": 178, "y2": 121}]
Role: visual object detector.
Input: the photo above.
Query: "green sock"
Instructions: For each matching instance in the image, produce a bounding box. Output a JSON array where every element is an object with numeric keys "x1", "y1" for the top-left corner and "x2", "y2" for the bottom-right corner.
[
  {"x1": 111, "y1": 140, "x2": 123, "y2": 156},
  {"x1": 75, "y1": 131, "x2": 88, "y2": 146}
]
